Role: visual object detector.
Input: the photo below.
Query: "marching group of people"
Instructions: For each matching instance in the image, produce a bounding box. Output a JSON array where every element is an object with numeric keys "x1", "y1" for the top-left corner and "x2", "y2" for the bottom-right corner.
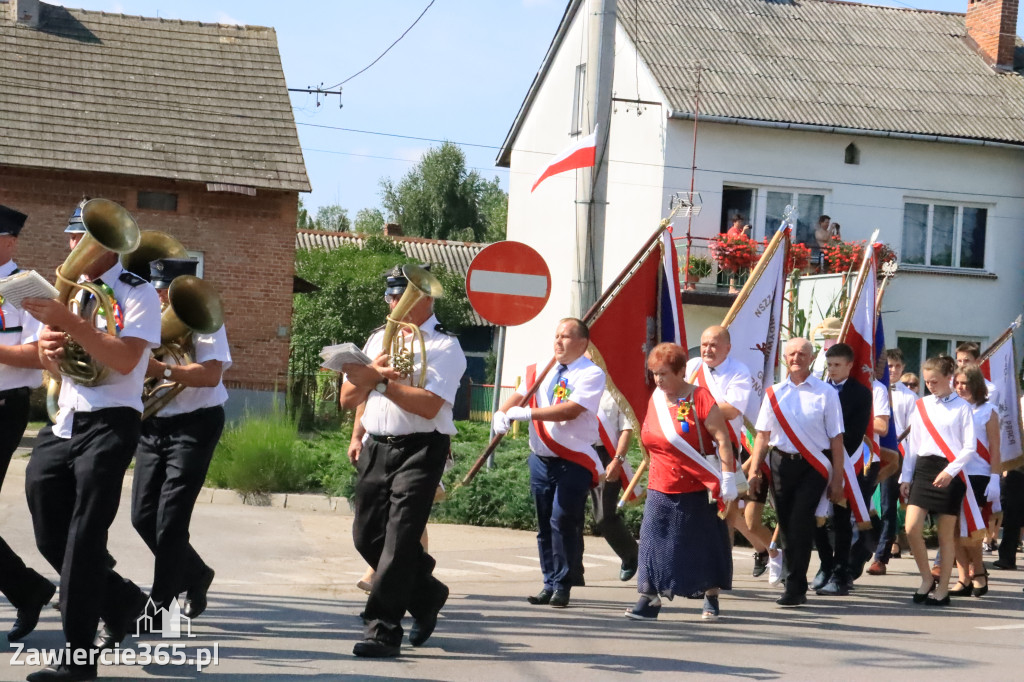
[
  {"x1": 0, "y1": 202, "x2": 230, "y2": 681},
  {"x1": 339, "y1": 263, "x2": 1020, "y2": 659}
]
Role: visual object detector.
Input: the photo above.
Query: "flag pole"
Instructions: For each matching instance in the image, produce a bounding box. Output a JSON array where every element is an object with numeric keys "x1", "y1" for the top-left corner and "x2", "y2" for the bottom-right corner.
[
  {"x1": 836, "y1": 230, "x2": 879, "y2": 343},
  {"x1": 979, "y1": 314, "x2": 1022, "y2": 364},
  {"x1": 721, "y1": 227, "x2": 789, "y2": 330},
  {"x1": 459, "y1": 218, "x2": 677, "y2": 489}
]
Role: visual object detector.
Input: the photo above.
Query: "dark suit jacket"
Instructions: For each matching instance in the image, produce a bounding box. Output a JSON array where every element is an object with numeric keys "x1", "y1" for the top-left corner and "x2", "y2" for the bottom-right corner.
[{"x1": 837, "y1": 380, "x2": 872, "y2": 456}]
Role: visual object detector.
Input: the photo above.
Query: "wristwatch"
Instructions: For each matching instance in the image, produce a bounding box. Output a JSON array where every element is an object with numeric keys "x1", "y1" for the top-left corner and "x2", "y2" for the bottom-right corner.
[
  {"x1": 163, "y1": 365, "x2": 173, "y2": 379},
  {"x1": 615, "y1": 454, "x2": 626, "y2": 462},
  {"x1": 374, "y1": 378, "x2": 389, "y2": 394}
]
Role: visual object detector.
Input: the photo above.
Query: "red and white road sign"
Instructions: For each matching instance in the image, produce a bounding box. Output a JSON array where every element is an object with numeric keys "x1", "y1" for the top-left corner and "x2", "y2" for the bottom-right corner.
[{"x1": 466, "y1": 241, "x2": 551, "y2": 326}]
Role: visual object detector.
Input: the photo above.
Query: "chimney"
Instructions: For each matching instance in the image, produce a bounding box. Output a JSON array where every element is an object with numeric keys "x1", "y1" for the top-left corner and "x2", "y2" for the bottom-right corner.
[
  {"x1": 383, "y1": 223, "x2": 403, "y2": 237},
  {"x1": 4, "y1": 0, "x2": 40, "y2": 27},
  {"x1": 965, "y1": 0, "x2": 1019, "y2": 69}
]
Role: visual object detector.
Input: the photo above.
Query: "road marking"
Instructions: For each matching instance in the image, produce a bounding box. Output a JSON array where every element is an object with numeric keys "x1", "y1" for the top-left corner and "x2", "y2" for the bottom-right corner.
[
  {"x1": 469, "y1": 270, "x2": 548, "y2": 298},
  {"x1": 583, "y1": 553, "x2": 621, "y2": 563},
  {"x1": 977, "y1": 624, "x2": 1024, "y2": 631},
  {"x1": 513, "y1": 556, "x2": 603, "y2": 569},
  {"x1": 461, "y1": 560, "x2": 537, "y2": 573},
  {"x1": 434, "y1": 567, "x2": 491, "y2": 578}
]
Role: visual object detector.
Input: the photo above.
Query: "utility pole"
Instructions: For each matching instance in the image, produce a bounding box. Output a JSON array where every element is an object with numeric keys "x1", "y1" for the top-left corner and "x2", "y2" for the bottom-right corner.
[{"x1": 571, "y1": 0, "x2": 617, "y2": 316}]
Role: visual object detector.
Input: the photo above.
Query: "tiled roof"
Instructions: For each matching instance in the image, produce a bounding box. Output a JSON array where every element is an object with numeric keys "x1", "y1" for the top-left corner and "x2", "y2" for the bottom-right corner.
[
  {"x1": 498, "y1": 0, "x2": 1024, "y2": 164},
  {"x1": 295, "y1": 230, "x2": 491, "y2": 326},
  {"x1": 0, "y1": 3, "x2": 310, "y2": 191}
]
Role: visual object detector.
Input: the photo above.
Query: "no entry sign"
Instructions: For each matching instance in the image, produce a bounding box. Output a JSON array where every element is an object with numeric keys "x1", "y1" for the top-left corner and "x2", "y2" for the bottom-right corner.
[{"x1": 466, "y1": 241, "x2": 551, "y2": 326}]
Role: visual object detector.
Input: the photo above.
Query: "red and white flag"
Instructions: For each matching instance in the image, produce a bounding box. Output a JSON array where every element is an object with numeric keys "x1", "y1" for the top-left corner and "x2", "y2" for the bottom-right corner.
[
  {"x1": 840, "y1": 251, "x2": 877, "y2": 469},
  {"x1": 979, "y1": 320, "x2": 1024, "y2": 470},
  {"x1": 531, "y1": 127, "x2": 597, "y2": 192}
]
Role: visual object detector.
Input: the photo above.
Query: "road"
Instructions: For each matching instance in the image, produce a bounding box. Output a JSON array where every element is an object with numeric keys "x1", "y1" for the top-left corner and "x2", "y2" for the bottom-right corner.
[{"x1": 1, "y1": 455, "x2": 1021, "y2": 681}]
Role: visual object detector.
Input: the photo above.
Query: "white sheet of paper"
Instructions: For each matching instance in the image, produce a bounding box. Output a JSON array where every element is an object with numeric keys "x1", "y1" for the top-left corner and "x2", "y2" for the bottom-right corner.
[
  {"x1": 0, "y1": 270, "x2": 60, "y2": 308},
  {"x1": 320, "y1": 342, "x2": 373, "y2": 372}
]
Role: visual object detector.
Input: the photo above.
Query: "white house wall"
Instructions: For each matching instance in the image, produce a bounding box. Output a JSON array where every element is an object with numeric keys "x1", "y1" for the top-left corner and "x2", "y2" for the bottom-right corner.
[{"x1": 662, "y1": 120, "x2": 1024, "y2": 356}]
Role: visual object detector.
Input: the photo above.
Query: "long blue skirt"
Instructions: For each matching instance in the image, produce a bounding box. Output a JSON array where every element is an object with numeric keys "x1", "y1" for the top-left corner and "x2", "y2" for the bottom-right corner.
[{"x1": 636, "y1": 489, "x2": 733, "y2": 599}]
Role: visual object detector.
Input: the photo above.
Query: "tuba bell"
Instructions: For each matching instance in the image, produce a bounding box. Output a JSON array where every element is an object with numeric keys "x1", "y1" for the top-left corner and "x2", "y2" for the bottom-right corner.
[
  {"x1": 381, "y1": 264, "x2": 443, "y2": 389},
  {"x1": 121, "y1": 230, "x2": 188, "y2": 276}
]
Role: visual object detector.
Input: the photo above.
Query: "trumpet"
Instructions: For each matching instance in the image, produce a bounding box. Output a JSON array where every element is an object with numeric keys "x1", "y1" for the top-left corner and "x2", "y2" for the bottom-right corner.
[{"x1": 381, "y1": 265, "x2": 443, "y2": 388}]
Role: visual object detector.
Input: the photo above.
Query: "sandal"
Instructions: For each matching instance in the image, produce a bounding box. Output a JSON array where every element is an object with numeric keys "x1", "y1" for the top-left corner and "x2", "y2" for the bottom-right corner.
[
  {"x1": 972, "y1": 571, "x2": 989, "y2": 597},
  {"x1": 947, "y1": 580, "x2": 971, "y2": 597},
  {"x1": 702, "y1": 594, "x2": 720, "y2": 620}
]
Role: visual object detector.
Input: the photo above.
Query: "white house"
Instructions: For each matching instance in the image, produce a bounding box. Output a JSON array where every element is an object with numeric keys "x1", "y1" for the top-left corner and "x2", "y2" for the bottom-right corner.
[{"x1": 496, "y1": 0, "x2": 1024, "y2": 381}]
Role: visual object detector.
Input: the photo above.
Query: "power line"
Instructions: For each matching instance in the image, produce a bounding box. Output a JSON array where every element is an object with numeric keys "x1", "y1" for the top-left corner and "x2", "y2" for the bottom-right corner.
[{"x1": 324, "y1": 0, "x2": 437, "y2": 90}]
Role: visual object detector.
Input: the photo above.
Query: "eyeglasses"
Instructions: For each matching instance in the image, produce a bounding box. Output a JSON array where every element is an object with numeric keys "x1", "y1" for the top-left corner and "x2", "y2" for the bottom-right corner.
[{"x1": 384, "y1": 294, "x2": 399, "y2": 304}]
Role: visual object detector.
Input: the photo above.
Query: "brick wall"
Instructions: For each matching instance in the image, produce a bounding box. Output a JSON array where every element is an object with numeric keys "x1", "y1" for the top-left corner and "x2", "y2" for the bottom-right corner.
[
  {"x1": 965, "y1": 0, "x2": 1019, "y2": 68},
  {"x1": 0, "y1": 165, "x2": 297, "y2": 391}
]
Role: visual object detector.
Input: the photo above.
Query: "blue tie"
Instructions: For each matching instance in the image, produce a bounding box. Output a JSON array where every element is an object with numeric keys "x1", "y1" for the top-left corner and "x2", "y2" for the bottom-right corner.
[{"x1": 549, "y1": 364, "x2": 568, "y2": 404}]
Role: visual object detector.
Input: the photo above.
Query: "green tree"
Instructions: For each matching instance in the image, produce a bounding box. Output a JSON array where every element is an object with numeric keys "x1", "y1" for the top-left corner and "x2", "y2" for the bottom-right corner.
[
  {"x1": 313, "y1": 204, "x2": 351, "y2": 232},
  {"x1": 478, "y1": 177, "x2": 508, "y2": 242},
  {"x1": 353, "y1": 207, "x2": 385, "y2": 234},
  {"x1": 296, "y1": 196, "x2": 314, "y2": 229},
  {"x1": 380, "y1": 142, "x2": 506, "y2": 242}
]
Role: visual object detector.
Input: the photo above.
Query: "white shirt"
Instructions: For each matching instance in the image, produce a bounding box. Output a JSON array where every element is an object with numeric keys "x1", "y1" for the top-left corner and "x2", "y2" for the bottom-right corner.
[
  {"x1": 593, "y1": 389, "x2": 631, "y2": 447},
  {"x1": 158, "y1": 324, "x2": 232, "y2": 416},
  {"x1": 686, "y1": 355, "x2": 755, "y2": 443},
  {"x1": 869, "y1": 379, "x2": 892, "y2": 462},
  {"x1": 902, "y1": 392, "x2": 976, "y2": 481},
  {"x1": 516, "y1": 354, "x2": 604, "y2": 460},
  {"x1": 755, "y1": 373, "x2": 845, "y2": 453},
  {"x1": 0, "y1": 260, "x2": 43, "y2": 391},
  {"x1": 358, "y1": 315, "x2": 466, "y2": 436},
  {"x1": 963, "y1": 401, "x2": 997, "y2": 477},
  {"x1": 55, "y1": 261, "x2": 162, "y2": 438},
  {"x1": 890, "y1": 381, "x2": 917, "y2": 438}
]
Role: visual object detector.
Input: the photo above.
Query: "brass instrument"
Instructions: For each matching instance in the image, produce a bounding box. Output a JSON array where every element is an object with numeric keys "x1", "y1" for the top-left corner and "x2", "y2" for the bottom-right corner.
[
  {"x1": 121, "y1": 230, "x2": 188, "y2": 276},
  {"x1": 142, "y1": 274, "x2": 224, "y2": 419},
  {"x1": 381, "y1": 264, "x2": 443, "y2": 388}
]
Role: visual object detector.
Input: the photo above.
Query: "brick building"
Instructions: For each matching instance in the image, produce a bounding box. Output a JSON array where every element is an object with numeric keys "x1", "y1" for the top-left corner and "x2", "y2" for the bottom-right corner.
[{"x1": 0, "y1": 0, "x2": 309, "y2": 398}]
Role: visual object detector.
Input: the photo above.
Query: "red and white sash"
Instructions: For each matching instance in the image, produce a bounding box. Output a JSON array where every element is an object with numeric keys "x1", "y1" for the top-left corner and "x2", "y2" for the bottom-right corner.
[
  {"x1": 916, "y1": 399, "x2": 985, "y2": 537},
  {"x1": 976, "y1": 440, "x2": 991, "y2": 465},
  {"x1": 695, "y1": 363, "x2": 770, "y2": 483},
  {"x1": 646, "y1": 389, "x2": 724, "y2": 512},
  {"x1": 597, "y1": 410, "x2": 640, "y2": 501},
  {"x1": 525, "y1": 364, "x2": 603, "y2": 487}
]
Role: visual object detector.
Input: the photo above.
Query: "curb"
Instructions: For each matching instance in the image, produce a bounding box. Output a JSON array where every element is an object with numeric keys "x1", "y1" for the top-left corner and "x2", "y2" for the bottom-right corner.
[{"x1": 5, "y1": 455, "x2": 352, "y2": 516}]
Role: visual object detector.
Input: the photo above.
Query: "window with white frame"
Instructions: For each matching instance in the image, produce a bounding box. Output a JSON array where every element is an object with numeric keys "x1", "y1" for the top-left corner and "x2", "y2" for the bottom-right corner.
[
  {"x1": 765, "y1": 190, "x2": 825, "y2": 245},
  {"x1": 901, "y1": 201, "x2": 987, "y2": 269},
  {"x1": 896, "y1": 334, "x2": 979, "y2": 394},
  {"x1": 570, "y1": 64, "x2": 586, "y2": 136}
]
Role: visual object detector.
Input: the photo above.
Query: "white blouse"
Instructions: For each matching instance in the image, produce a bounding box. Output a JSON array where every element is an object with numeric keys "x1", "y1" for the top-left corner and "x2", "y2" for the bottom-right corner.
[{"x1": 902, "y1": 392, "x2": 976, "y2": 481}]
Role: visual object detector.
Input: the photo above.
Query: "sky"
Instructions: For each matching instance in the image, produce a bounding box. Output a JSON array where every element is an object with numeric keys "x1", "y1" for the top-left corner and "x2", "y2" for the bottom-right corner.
[{"x1": 53, "y1": 0, "x2": 1024, "y2": 218}]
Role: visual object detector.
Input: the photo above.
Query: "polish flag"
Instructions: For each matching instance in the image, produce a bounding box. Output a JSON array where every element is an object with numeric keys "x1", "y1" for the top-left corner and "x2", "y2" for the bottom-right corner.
[
  {"x1": 531, "y1": 127, "x2": 598, "y2": 192},
  {"x1": 842, "y1": 251, "x2": 877, "y2": 470}
]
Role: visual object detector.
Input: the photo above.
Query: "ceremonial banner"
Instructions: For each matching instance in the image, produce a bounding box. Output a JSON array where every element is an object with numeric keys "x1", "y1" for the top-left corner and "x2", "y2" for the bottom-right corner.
[
  {"x1": 837, "y1": 237, "x2": 878, "y2": 470},
  {"x1": 979, "y1": 321, "x2": 1024, "y2": 471},
  {"x1": 531, "y1": 126, "x2": 597, "y2": 192}
]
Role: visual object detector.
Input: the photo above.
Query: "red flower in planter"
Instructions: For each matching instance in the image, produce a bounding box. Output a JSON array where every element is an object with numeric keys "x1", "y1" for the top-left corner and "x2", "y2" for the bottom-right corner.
[
  {"x1": 786, "y1": 242, "x2": 812, "y2": 273},
  {"x1": 710, "y1": 233, "x2": 760, "y2": 274}
]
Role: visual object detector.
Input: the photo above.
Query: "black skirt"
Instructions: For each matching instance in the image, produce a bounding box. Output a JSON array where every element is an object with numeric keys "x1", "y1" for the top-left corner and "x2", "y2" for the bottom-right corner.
[
  {"x1": 968, "y1": 474, "x2": 988, "y2": 510},
  {"x1": 636, "y1": 489, "x2": 732, "y2": 599},
  {"x1": 908, "y1": 455, "x2": 966, "y2": 516}
]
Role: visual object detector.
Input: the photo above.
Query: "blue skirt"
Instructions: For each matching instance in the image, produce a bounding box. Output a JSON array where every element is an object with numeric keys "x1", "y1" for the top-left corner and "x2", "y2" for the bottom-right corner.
[{"x1": 636, "y1": 489, "x2": 733, "y2": 599}]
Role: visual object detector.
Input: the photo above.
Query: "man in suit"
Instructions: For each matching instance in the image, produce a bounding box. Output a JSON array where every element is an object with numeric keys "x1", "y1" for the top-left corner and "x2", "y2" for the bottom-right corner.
[{"x1": 812, "y1": 342, "x2": 872, "y2": 596}]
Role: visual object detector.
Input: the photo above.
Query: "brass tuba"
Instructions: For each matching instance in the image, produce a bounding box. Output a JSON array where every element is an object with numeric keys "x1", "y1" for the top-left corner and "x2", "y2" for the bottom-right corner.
[
  {"x1": 381, "y1": 264, "x2": 443, "y2": 388},
  {"x1": 142, "y1": 274, "x2": 225, "y2": 419},
  {"x1": 121, "y1": 230, "x2": 188, "y2": 277},
  {"x1": 53, "y1": 198, "x2": 141, "y2": 386}
]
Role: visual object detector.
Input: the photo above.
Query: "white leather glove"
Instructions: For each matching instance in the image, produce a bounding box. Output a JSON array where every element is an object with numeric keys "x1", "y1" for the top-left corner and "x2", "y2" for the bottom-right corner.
[
  {"x1": 491, "y1": 411, "x2": 511, "y2": 435},
  {"x1": 720, "y1": 471, "x2": 738, "y2": 503},
  {"x1": 985, "y1": 473, "x2": 1001, "y2": 503},
  {"x1": 507, "y1": 406, "x2": 532, "y2": 422}
]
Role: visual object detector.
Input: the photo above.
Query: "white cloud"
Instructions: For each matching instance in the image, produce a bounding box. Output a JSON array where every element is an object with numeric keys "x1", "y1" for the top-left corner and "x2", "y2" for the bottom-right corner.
[{"x1": 214, "y1": 10, "x2": 243, "y2": 26}]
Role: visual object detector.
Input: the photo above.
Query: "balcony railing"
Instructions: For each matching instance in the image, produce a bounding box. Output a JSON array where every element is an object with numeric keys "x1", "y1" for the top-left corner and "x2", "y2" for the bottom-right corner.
[{"x1": 674, "y1": 235, "x2": 754, "y2": 294}]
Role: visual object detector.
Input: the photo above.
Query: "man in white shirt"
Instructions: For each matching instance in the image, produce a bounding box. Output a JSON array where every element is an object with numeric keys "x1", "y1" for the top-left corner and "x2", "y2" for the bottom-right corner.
[
  {"x1": 0, "y1": 206, "x2": 56, "y2": 644},
  {"x1": 22, "y1": 200, "x2": 162, "y2": 681},
  {"x1": 747, "y1": 337, "x2": 846, "y2": 607},
  {"x1": 130, "y1": 258, "x2": 230, "y2": 629},
  {"x1": 341, "y1": 264, "x2": 466, "y2": 658},
  {"x1": 493, "y1": 318, "x2": 605, "y2": 609}
]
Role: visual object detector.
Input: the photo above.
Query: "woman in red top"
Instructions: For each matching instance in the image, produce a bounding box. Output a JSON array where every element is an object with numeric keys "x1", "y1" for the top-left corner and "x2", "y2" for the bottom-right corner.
[{"x1": 625, "y1": 343, "x2": 737, "y2": 621}]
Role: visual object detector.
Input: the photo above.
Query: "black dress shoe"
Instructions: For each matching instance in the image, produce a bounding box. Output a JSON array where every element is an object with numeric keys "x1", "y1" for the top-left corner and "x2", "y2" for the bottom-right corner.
[
  {"x1": 619, "y1": 560, "x2": 638, "y2": 582},
  {"x1": 775, "y1": 593, "x2": 807, "y2": 607},
  {"x1": 409, "y1": 584, "x2": 449, "y2": 647},
  {"x1": 815, "y1": 578, "x2": 849, "y2": 596},
  {"x1": 549, "y1": 590, "x2": 570, "y2": 608},
  {"x1": 991, "y1": 560, "x2": 1017, "y2": 571},
  {"x1": 352, "y1": 638, "x2": 400, "y2": 658},
  {"x1": 184, "y1": 567, "x2": 215, "y2": 619},
  {"x1": 925, "y1": 594, "x2": 951, "y2": 606},
  {"x1": 94, "y1": 589, "x2": 148, "y2": 651},
  {"x1": 810, "y1": 569, "x2": 829, "y2": 591},
  {"x1": 527, "y1": 589, "x2": 552, "y2": 605},
  {"x1": 25, "y1": 664, "x2": 97, "y2": 681},
  {"x1": 8, "y1": 581, "x2": 56, "y2": 642}
]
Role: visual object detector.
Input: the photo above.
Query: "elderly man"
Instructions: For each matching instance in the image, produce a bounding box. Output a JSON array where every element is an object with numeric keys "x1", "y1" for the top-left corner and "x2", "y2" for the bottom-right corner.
[
  {"x1": 340, "y1": 265, "x2": 466, "y2": 658},
  {"x1": 747, "y1": 337, "x2": 846, "y2": 607},
  {"x1": 494, "y1": 318, "x2": 605, "y2": 609},
  {"x1": 686, "y1": 325, "x2": 782, "y2": 583}
]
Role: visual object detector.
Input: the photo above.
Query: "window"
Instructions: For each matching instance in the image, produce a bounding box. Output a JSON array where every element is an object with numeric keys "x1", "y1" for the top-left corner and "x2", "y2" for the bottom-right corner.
[
  {"x1": 137, "y1": 191, "x2": 178, "y2": 212},
  {"x1": 570, "y1": 64, "x2": 586, "y2": 136},
  {"x1": 901, "y1": 202, "x2": 987, "y2": 269},
  {"x1": 720, "y1": 187, "x2": 754, "y2": 233},
  {"x1": 844, "y1": 143, "x2": 860, "y2": 165},
  {"x1": 766, "y1": 191, "x2": 824, "y2": 244},
  {"x1": 186, "y1": 250, "x2": 205, "y2": 278},
  {"x1": 896, "y1": 334, "x2": 978, "y2": 394}
]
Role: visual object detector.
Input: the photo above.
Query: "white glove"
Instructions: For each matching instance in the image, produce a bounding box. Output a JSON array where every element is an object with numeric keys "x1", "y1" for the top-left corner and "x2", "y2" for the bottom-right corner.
[
  {"x1": 491, "y1": 411, "x2": 511, "y2": 435},
  {"x1": 507, "y1": 406, "x2": 532, "y2": 422},
  {"x1": 721, "y1": 471, "x2": 738, "y2": 503},
  {"x1": 985, "y1": 473, "x2": 1001, "y2": 503}
]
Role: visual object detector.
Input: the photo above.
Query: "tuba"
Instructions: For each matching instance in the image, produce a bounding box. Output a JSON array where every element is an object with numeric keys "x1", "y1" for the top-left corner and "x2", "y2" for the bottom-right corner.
[
  {"x1": 381, "y1": 264, "x2": 443, "y2": 388},
  {"x1": 141, "y1": 274, "x2": 224, "y2": 419},
  {"x1": 121, "y1": 229, "x2": 188, "y2": 276}
]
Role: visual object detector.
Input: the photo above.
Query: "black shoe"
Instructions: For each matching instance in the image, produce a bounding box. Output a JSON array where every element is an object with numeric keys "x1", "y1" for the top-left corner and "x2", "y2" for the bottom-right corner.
[
  {"x1": 752, "y1": 551, "x2": 769, "y2": 578},
  {"x1": 93, "y1": 589, "x2": 147, "y2": 651},
  {"x1": 815, "y1": 578, "x2": 850, "y2": 596},
  {"x1": 925, "y1": 594, "x2": 951, "y2": 606},
  {"x1": 183, "y1": 567, "x2": 215, "y2": 619},
  {"x1": 8, "y1": 581, "x2": 56, "y2": 642},
  {"x1": 947, "y1": 580, "x2": 971, "y2": 597},
  {"x1": 409, "y1": 584, "x2": 449, "y2": 647},
  {"x1": 776, "y1": 593, "x2": 807, "y2": 607},
  {"x1": 549, "y1": 590, "x2": 570, "y2": 608},
  {"x1": 352, "y1": 638, "x2": 400, "y2": 658},
  {"x1": 810, "y1": 569, "x2": 829, "y2": 591},
  {"x1": 25, "y1": 665, "x2": 97, "y2": 681},
  {"x1": 619, "y1": 560, "x2": 638, "y2": 582},
  {"x1": 991, "y1": 560, "x2": 1017, "y2": 571},
  {"x1": 527, "y1": 589, "x2": 552, "y2": 605}
]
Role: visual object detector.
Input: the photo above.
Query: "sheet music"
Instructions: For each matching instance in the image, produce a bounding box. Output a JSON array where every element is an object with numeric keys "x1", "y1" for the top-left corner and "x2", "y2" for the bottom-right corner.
[
  {"x1": 0, "y1": 270, "x2": 60, "y2": 308},
  {"x1": 320, "y1": 342, "x2": 373, "y2": 372}
]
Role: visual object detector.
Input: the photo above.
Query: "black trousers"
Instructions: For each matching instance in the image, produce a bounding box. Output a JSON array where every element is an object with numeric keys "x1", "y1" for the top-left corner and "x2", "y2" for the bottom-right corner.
[
  {"x1": 999, "y1": 470, "x2": 1024, "y2": 568},
  {"x1": 0, "y1": 387, "x2": 52, "y2": 610},
  {"x1": 352, "y1": 431, "x2": 449, "y2": 644},
  {"x1": 815, "y1": 461, "x2": 879, "y2": 580},
  {"x1": 771, "y1": 449, "x2": 827, "y2": 597},
  {"x1": 588, "y1": 446, "x2": 638, "y2": 566},
  {"x1": 25, "y1": 409, "x2": 145, "y2": 654},
  {"x1": 132, "y1": 406, "x2": 225, "y2": 608}
]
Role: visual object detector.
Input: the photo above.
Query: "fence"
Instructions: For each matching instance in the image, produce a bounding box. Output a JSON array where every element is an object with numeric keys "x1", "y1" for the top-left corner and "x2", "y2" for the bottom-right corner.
[
  {"x1": 674, "y1": 235, "x2": 754, "y2": 293},
  {"x1": 467, "y1": 383, "x2": 519, "y2": 422}
]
